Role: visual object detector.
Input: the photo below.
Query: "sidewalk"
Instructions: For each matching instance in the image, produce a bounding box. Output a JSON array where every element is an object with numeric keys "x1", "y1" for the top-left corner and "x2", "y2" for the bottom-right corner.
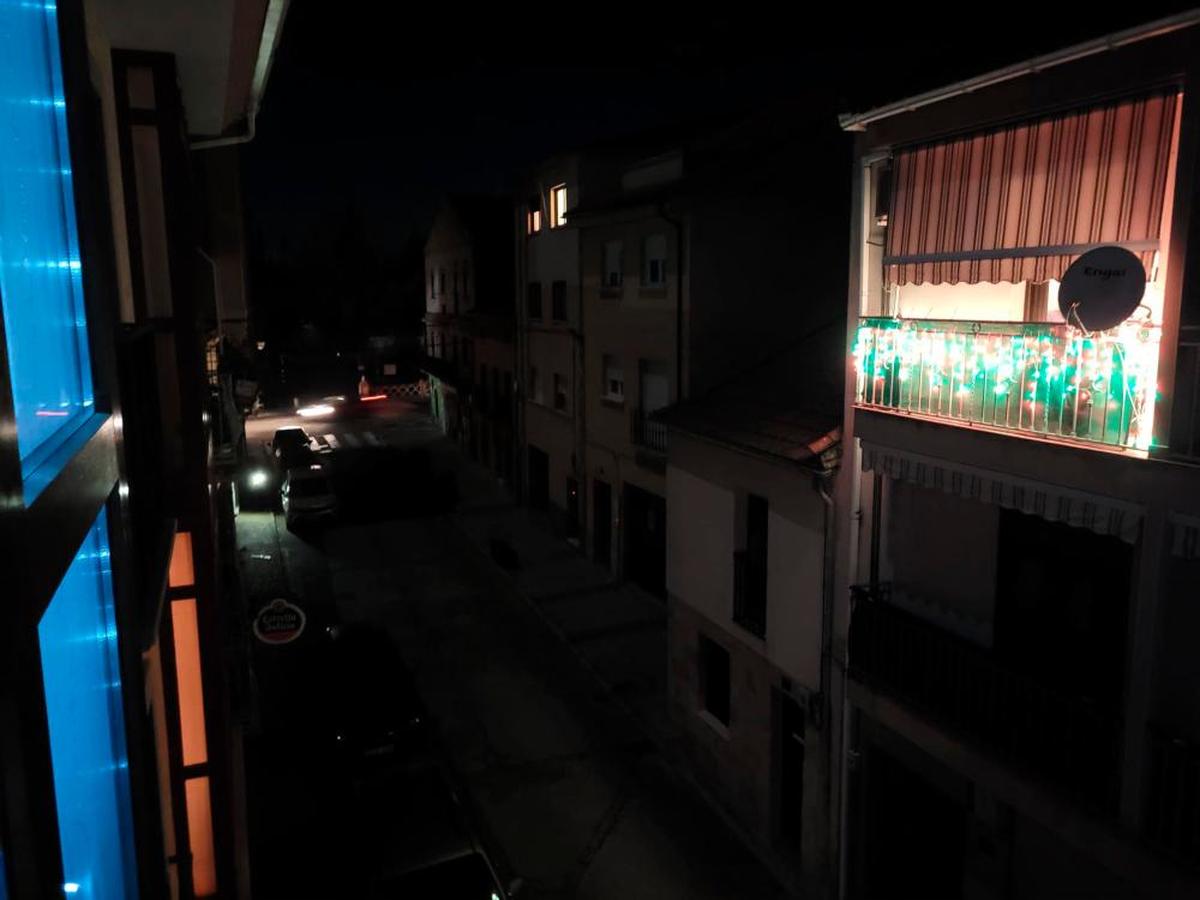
[
  {"x1": 453, "y1": 497, "x2": 668, "y2": 730},
  {"x1": 445, "y1": 452, "x2": 794, "y2": 895}
]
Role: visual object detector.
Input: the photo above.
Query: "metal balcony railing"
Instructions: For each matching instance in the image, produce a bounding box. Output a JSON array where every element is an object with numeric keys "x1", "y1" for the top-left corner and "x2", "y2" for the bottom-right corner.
[
  {"x1": 732, "y1": 550, "x2": 766, "y2": 638},
  {"x1": 853, "y1": 317, "x2": 1161, "y2": 451},
  {"x1": 1144, "y1": 724, "x2": 1200, "y2": 862},
  {"x1": 631, "y1": 407, "x2": 667, "y2": 452},
  {"x1": 849, "y1": 584, "x2": 1121, "y2": 810}
]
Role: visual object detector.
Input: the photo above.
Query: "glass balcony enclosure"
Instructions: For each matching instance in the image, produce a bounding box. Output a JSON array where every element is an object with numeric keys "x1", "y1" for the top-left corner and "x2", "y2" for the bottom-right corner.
[{"x1": 854, "y1": 316, "x2": 1161, "y2": 451}]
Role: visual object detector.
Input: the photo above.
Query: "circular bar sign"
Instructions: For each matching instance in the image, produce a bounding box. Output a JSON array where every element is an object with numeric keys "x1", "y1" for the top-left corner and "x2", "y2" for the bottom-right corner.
[{"x1": 253, "y1": 598, "x2": 306, "y2": 644}]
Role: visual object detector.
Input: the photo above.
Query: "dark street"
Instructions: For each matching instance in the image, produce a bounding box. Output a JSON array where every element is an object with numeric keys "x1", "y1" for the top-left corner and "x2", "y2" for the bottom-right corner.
[{"x1": 237, "y1": 400, "x2": 787, "y2": 899}]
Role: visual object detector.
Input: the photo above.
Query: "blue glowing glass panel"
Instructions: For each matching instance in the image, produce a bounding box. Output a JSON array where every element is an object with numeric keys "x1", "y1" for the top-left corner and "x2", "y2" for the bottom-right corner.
[
  {"x1": 0, "y1": 0, "x2": 94, "y2": 496},
  {"x1": 0, "y1": 849, "x2": 7, "y2": 900},
  {"x1": 38, "y1": 508, "x2": 138, "y2": 900}
]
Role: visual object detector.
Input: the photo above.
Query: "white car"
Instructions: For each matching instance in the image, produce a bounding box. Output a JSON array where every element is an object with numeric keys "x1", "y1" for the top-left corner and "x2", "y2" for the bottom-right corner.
[{"x1": 281, "y1": 464, "x2": 337, "y2": 528}]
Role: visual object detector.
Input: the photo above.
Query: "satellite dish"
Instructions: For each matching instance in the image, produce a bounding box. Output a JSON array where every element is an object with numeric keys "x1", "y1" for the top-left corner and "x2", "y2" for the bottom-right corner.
[{"x1": 1058, "y1": 246, "x2": 1147, "y2": 331}]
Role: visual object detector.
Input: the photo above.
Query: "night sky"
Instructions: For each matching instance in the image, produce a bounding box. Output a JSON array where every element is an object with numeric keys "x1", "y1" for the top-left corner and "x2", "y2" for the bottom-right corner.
[{"x1": 244, "y1": 4, "x2": 1198, "y2": 257}]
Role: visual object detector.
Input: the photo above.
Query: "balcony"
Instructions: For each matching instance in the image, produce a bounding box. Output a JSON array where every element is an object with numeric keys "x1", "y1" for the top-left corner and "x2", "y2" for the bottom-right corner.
[
  {"x1": 732, "y1": 550, "x2": 766, "y2": 638},
  {"x1": 853, "y1": 317, "x2": 1161, "y2": 452},
  {"x1": 849, "y1": 584, "x2": 1121, "y2": 810},
  {"x1": 631, "y1": 407, "x2": 667, "y2": 452}
]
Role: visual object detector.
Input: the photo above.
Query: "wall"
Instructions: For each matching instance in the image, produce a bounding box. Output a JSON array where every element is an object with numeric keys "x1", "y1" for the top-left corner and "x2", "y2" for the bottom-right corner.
[
  {"x1": 666, "y1": 432, "x2": 825, "y2": 687},
  {"x1": 895, "y1": 280, "x2": 1027, "y2": 322}
]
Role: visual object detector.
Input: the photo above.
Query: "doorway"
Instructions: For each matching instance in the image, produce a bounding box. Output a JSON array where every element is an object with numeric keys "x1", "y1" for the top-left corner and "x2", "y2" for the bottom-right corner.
[
  {"x1": 593, "y1": 479, "x2": 612, "y2": 569},
  {"x1": 861, "y1": 745, "x2": 965, "y2": 899},
  {"x1": 527, "y1": 446, "x2": 549, "y2": 509},
  {"x1": 624, "y1": 484, "x2": 666, "y2": 598},
  {"x1": 776, "y1": 692, "x2": 805, "y2": 850}
]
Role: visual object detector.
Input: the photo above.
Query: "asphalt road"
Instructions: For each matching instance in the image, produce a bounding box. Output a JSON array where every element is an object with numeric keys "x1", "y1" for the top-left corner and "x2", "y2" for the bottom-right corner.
[{"x1": 236, "y1": 399, "x2": 789, "y2": 899}]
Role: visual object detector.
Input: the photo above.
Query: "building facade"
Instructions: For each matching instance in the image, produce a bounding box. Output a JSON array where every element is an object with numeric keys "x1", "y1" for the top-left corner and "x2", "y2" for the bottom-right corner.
[
  {"x1": 835, "y1": 14, "x2": 1200, "y2": 898},
  {"x1": 0, "y1": 2, "x2": 284, "y2": 898},
  {"x1": 517, "y1": 157, "x2": 587, "y2": 533},
  {"x1": 571, "y1": 114, "x2": 848, "y2": 600},
  {"x1": 659, "y1": 375, "x2": 841, "y2": 895},
  {"x1": 422, "y1": 196, "x2": 516, "y2": 484}
]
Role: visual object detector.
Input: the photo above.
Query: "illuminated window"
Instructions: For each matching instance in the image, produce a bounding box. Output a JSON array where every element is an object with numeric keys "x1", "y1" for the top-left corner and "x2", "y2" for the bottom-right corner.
[
  {"x1": 169, "y1": 531, "x2": 195, "y2": 588},
  {"x1": 527, "y1": 195, "x2": 542, "y2": 234},
  {"x1": 38, "y1": 509, "x2": 139, "y2": 899},
  {"x1": 0, "y1": 0, "x2": 95, "y2": 502},
  {"x1": 550, "y1": 184, "x2": 567, "y2": 228},
  {"x1": 642, "y1": 234, "x2": 667, "y2": 286},
  {"x1": 171, "y1": 599, "x2": 208, "y2": 767},
  {"x1": 184, "y1": 777, "x2": 217, "y2": 896}
]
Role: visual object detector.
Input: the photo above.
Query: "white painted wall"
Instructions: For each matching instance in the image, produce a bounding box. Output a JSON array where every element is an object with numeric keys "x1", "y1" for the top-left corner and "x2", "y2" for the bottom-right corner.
[
  {"x1": 667, "y1": 434, "x2": 827, "y2": 688},
  {"x1": 666, "y1": 465, "x2": 735, "y2": 614}
]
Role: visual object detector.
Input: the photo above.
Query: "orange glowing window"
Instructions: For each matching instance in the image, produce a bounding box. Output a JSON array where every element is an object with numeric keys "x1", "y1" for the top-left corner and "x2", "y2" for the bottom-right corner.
[
  {"x1": 184, "y1": 776, "x2": 217, "y2": 897},
  {"x1": 170, "y1": 599, "x2": 208, "y2": 766},
  {"x1": 169, "y1": 531, "x2": 194, "y2": 588},
  {"x1": 550, "y1": 184, "x2": 567, "y2": 227}
]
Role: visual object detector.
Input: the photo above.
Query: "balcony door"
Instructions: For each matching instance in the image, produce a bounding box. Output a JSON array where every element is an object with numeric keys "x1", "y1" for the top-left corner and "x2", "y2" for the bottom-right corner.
[{"x1": 994, "y1": 509, "x2": 1132, "y2": 712}]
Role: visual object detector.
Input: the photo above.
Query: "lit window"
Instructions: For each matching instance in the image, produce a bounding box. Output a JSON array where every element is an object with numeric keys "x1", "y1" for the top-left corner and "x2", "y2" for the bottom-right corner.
[
  {"x1": 550, "y1": 184, "x2": 568, "y2": 228},
  {"x1": 171, "y1": 599, "x2": 208, "y2": 767},
  {"x1": 169, "y1": 531, "x2": 195, "y2": 588},
  {"x1": 38, "y1": 509, "x2": 139, "y2": 899},
  {"x1": 527, "y1": 195, "x2": 542, "y2": 235},
  {"x1": 643, "y1": 234, "x2": 667, "y2": 286},
  {"x1": 0, "y1": 0, "x2": 95, "y2": 503}
]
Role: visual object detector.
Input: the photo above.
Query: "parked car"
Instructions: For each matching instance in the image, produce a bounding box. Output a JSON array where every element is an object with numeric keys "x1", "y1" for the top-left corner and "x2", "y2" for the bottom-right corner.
[
  {"x1": 317, "y1": 623, "x2": 430, "y2": 770},
  {"x1": 281, "y1": 464, "x2": 337, "y2": 528},
  {"x1": 269, "y1": 426, "x2": 315, "y2": 470}
]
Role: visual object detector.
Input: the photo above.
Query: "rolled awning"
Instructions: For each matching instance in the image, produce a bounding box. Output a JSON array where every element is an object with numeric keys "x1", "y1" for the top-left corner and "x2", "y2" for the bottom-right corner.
[
  {"x1": 862, "y1": 443, "x2": 1143, "y2": 543},
  {"x1": 885, "y1": 91, "x2": 1181, "y2": 286}
]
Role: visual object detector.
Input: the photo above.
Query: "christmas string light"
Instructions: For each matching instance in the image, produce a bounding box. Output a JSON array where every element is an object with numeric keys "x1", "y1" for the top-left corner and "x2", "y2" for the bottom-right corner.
[{"x1": 853, "y1": 317, "x2": 1160, "y2": 450}]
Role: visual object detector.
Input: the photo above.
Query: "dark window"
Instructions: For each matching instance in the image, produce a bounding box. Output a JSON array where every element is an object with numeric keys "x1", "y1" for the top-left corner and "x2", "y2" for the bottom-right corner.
[
  {"x1": 553, "y1": 373, "x2": 567, "y2": 411},
  {"x1": 527, "y1": 281, "x2": 542, "y2": 319},
  {"x1": 734, "y1": 494, "x2": 769, "y2": 637},
  {"x1": 700, "y1": 634, "x2": 730, "y2": 725},
  {"x1": 551, "y1": 280, "x2": 567, "y2": 321}
]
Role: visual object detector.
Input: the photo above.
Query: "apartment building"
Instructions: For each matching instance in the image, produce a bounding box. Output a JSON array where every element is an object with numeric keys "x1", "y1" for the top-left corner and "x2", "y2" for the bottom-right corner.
[
  {"x1": 0, "y1": 2, "x2": 285, "y2": 898},
  {"x1": 658, "y1": 336, "x2": 843, "y2": 894},
  {"x1": 835, "y1": 12, "x2": 1200, "y2": 898},
  {"x1": 571, "y1": 113, "x2": 847, "y2": 600},
  {"x1": 422, "y1": 195, "x2": 516, "y2": 483}
]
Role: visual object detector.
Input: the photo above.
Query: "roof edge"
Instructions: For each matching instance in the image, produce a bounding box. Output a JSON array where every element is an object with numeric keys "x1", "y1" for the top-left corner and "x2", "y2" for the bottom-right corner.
[{"x1": 838, "y1": 9, "x2": 1200, "y2": 132}]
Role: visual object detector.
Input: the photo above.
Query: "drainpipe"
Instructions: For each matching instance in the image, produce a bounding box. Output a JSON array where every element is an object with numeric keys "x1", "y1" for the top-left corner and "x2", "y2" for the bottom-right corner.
[
  {"x1": 190, "y1": 0, "x2": 290, "y2": 150},
  {"x1": 660, "y1": 201, "x2": 685, "y2": 398},
  {"x1": 838, "y1": 440, "x2": 864, "y2": 900},
  {"x1": 815, "y1": 472, "x2": 835, "y2": 717}
]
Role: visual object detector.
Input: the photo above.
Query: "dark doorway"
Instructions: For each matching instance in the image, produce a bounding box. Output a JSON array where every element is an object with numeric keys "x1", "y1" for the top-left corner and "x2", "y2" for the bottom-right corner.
[
  {"x1": 777, "y1": 691, "x2": 805, "y2": 849},
  {"x1": 862, "y1": 747, "x2": 964, "y2": 900},
  {"x1": 566, "y1": 477, "x2": 579, "y2": 537},
  {"x1": 593, "y1": 478, "x2": 612, "y2": 569},
  {"x1": 624, "y1": 484, "x2": 666, "y2": 598},
  {"x1": 527, "y1": 446, "x2": 549, "y2": 509}
]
